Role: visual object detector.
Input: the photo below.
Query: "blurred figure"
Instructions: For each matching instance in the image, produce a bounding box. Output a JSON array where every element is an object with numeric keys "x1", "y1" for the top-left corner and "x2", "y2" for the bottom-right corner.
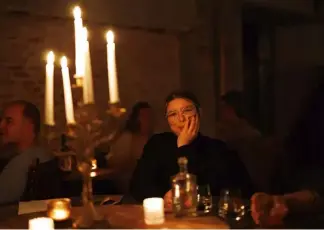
[
  {"x1": 215, "y1": 91, "x2": 277, "y2": 192},
  {"x1": 216, "y1": 90, "x2": 260, "y2": 144},
  {"x1": 0, "y1": 100, "x2": 55, "y2": 204},
  {"x1": 107, "y1": 101, "x2": 154, "y2": 193},
  {"x1": 251, "y1": 189, "x2": 323, "y2": 227},
  {"x1": 251, "y1": 80, "x2": 324, "y2": 227}
]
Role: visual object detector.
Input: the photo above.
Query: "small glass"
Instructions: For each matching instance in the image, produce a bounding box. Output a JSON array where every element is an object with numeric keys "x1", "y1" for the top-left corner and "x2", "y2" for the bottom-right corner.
[
  {"x1": 218, "y1": 189, "x2": 245, "y2": 221},
  {"x1": 197, "y1": 184, "x2": 213, "y2": 213},
  {"x1": 47, "y1": 199, "x2": 71, "y2": 221}
]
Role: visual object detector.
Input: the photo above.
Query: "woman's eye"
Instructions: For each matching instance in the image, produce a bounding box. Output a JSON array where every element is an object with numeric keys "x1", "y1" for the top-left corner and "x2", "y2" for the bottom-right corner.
[{"x1": 167, "y1": 113, "x2": 177, "y2": 117}]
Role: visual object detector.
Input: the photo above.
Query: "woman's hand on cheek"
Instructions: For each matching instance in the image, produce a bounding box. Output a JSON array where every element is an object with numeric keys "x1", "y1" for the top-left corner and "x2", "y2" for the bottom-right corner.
[{"x1": 177, "y1": 115, "x2": 199, "y2": 147}]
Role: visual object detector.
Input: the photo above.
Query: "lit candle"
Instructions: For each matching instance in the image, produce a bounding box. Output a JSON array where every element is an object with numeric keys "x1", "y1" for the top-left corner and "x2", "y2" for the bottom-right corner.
[
  {"x1": 73, "y1": 6, "x2": 85, "y2": 85},
  {"x1": 143, "y1": 198, "x2": 165, "y2": 225},
  {"x1": 91, "y1": 159, "x2": 97, "y2": 170},
  {"x1": 83, "y1": 27, "x2": 94, "y2": 104},
  {"x1": 29, "y1": 217, "x2": 54, "y2": 230},
  {"x1": 45, "y1": 51, "x2": 55, "y2": 126},
  {"x1": 106, "y1": 30, "x2": 120, "y2": 104},
  {"x1": 60, "y1": 56, "x2": 76, "y2": 125},
  {"x1": 47, "y1": 199, "x2": 71, "y2": 222}
]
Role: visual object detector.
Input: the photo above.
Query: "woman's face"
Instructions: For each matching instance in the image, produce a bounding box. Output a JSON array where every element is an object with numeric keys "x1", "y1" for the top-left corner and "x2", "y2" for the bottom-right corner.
[{"x1": 166, "y1": 98, "x2": 198, "y2": 136}]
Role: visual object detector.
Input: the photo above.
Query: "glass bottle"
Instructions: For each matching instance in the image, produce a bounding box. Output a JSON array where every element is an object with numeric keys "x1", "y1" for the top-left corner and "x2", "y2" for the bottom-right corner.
[{"x1": 171, "y1": 157, "x2": 197, "y2": 217}]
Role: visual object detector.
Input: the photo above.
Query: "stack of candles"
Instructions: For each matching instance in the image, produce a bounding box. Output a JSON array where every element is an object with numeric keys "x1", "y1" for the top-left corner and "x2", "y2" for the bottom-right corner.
[{"x1": 44, "y1": 6, "x2": 119, "y2": 127}]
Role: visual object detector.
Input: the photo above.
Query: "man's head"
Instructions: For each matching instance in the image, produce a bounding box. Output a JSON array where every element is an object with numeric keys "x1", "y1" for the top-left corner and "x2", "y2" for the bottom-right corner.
[
  {"x1": 0, "y1": 100, "x2": 40, "y2": 147},
  {"x1": 220, "y1": 91, "x2": 245, "y2": 121}
]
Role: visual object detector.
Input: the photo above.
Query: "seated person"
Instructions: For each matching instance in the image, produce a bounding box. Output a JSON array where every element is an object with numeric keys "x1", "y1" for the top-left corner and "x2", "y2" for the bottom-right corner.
[
  {"x1": 251, "y1": 82, "x2": 324, "y2": 226},
  {"x1": 129, "y1": 90, "x2": 253, "y2": 205},
  {"x1": 0, "y1": 100, "x2": 57, "y2": 204},
  {"x1": 107, "y1": 101, "x2": 154, "y2": 193},
  {"x1": 251, "y1": 172, "x2": 324, "y2": 227}
]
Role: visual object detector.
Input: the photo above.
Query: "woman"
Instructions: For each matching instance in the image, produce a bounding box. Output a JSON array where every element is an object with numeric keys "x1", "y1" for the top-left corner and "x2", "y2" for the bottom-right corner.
[
  {"x1": 107, "y1": 101, "x2": 154, "y2": 193},
  {"x1": 129, "y1": 91, "x2": 253, "y2": 203}
]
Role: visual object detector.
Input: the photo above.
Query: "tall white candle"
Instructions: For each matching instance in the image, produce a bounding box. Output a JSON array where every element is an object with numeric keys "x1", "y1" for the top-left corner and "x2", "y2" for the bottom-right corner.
[
  {"x1": 45, "y1": 51, "x2": 55, "y2": 126},
  {"x1": 60, "y1": 56, "x2": 76, "y2": 125},
  {"x1": 83, "y1": 27, "x2": 94, "y2": 104},
  {"x1": 106, "y1": 30, "x2": 120, "y2": 104},
  {"x1": 73, "y1": 6, "x2": 85, "y2": 81}
]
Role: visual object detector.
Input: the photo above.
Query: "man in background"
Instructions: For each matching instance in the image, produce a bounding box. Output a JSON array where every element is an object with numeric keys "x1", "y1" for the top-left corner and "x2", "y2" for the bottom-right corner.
[
  {"x1": 216, "y1": 91, "x2": 278, "y2": 192},
  {"x1": 0, "y1": 100, "x2": 55, "y2": 204}
]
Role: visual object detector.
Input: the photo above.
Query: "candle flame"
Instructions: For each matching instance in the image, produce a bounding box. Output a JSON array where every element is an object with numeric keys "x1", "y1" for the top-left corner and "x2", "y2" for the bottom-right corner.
[
  {"x1": 61, "y1": 56, "x2": 68, "y2": 67},
  {"x1": 47, "y1": 51, "x2": 55, "y2": 64},
  {"x1": 106, "y1": 30, "x2": 114, "y2": 43},
  {"x1": 73, "y1": 6, "x2": 81, "y2": 19}
]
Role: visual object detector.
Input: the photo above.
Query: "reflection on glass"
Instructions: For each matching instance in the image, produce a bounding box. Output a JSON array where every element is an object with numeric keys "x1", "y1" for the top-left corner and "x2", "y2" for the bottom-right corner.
[{"x1": 218, "y1": 189, "x2": 245, "y2": 221}]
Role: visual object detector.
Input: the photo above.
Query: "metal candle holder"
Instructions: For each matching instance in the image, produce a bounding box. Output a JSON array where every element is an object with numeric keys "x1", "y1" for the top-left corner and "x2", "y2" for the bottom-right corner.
[{"x1": 45, "y1": 100, "x2": 126, "y2": 228}]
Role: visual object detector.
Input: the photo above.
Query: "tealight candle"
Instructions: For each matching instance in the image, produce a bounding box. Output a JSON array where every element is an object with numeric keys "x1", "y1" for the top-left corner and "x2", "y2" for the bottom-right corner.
[
  {"x1": 143, "y1": 198, "x2": 165, "y2": 225},
  {"x1": 29, "y1": 217, "x2": 54, "y2": 230},
  {"x1": 47, "y1": 199, "x2": 71, "y2": 221}
]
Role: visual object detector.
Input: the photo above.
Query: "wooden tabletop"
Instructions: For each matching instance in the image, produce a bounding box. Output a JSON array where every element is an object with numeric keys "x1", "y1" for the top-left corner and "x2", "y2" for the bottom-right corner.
[{"x1": 0, "y1": 205, "x2": 229, "y2": 229}]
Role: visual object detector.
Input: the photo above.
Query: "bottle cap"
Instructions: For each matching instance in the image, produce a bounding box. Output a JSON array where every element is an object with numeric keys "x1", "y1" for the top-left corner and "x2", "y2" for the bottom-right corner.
[{"x1": 178, "y1": 157, "x2": 188, "y2": 165}]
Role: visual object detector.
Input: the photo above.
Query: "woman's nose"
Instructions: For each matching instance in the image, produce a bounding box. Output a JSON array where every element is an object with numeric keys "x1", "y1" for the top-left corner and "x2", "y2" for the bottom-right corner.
[{"x1": 177, "y1": 113, "x2": 185, "y2": 122}]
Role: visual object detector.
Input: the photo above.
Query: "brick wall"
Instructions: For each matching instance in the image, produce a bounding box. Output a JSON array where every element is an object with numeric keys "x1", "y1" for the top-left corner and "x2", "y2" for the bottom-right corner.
[{"x1": 0, "y1": 12, "x2": 180, "y2": 132}]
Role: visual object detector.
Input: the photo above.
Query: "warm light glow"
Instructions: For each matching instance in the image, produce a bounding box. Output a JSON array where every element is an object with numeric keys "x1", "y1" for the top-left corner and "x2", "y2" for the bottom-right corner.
[
  {"x1": 52, "y1": 209, "x2": 69, "y2": 221},
  {"x1": 91, "y1": 159, "x2": 97, "y2": 170},
  {"x1": 60, "y1": 56, "x2": 68, "y2": 68},
  {"x1": 73, "y1": 6, "x2": 81, "y2": 19},
  {"x1": 143, "y1": 198, "x2": 165, "y2": 225},
  {"x1": 106, "y1": 30, "x2": 114, "y2": 43},
  {"x1": 90, "y1": 171, "x2": 97, "y2": 177},
  {"x1": 83, "y1": 27, "x2": 88, "y2": 40},
  {"x1": 29, "y1": 217, "x2": 54, "y2": 230},
  {"x1": 47, "y1": 51, "x2": 55, "y2": 64}
]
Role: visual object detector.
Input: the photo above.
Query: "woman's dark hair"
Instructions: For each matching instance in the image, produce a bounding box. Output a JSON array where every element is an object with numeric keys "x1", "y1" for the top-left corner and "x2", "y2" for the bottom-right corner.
[
  {"x1": 124, "y1": 101, "x2": 151, "y2": 133},
  {"x1": 165, "y1": 90, "x2": 201, "y2": 114}
]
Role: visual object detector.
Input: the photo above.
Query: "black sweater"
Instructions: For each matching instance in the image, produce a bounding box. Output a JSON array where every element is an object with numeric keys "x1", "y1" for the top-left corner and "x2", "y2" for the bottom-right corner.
[{"x1": 129, "y1": 132, "x2": 254, "y2": 202}]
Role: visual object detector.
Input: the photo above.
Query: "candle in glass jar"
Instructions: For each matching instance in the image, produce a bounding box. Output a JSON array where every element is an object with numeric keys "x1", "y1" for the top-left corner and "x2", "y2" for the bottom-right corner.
[
  {"x1": 45, "y1": 51, "x2": 55, "y2": 126},
  {"x1": 106, "y1": 30, "x2": 120, "y2": 104},
  {"x1": 60, "y1": 56, "x2": 76, "y2": 125},
  {"x1": 143, "y1": 198, "x2": 165, "y2": 225},
  {"x1": 47, "y1": 199, "x2": 71, "y2": 221},
  {"x1": 29, "y1": 217, "x2": 54, "y2": 230}
]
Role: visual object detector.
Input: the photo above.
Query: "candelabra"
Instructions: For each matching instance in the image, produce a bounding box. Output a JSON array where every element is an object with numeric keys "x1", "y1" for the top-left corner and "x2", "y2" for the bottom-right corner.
[{"x1": 45, "y1": 102, "x2": 126, "y2": 228}]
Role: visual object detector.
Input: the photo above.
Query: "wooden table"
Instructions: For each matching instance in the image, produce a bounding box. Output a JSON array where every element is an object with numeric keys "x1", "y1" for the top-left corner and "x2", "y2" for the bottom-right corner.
[{"x1": 0, "y1": 205, "x2": 229, "y2": 229}]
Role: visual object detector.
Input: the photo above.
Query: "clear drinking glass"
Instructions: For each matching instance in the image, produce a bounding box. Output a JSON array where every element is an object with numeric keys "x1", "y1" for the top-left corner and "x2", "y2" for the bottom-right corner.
[
  {"x1": 197, "y1": 184, "x2": 213, "y2": 213},
  {"x1": 218, "y1": 189, "x2": 245, "y2": 221}
]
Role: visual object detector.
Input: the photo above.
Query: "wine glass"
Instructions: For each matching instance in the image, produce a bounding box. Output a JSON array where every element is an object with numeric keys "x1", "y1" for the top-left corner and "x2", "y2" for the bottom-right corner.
[
  {"x1": 197, "y1": 184, "x2": 213, "y2": 213},
  {"x1": 218, "y1": 189, "x2": 245, "y2": 221}
]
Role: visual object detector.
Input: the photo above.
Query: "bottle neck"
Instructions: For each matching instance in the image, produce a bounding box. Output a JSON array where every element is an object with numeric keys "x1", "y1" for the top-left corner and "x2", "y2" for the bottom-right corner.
[{"x1": 179, "y1": 163, "x2": 188, "y2": 173}]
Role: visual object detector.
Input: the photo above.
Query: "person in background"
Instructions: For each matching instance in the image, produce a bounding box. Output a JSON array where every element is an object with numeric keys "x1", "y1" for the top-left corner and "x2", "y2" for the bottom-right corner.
[
  {"x1": 251, "y1": 81, "x2": 324, "y2": 227},
  {"x1": 215, "y1": 90, "x2": 261, "y2": 144},
  {"x1": 107, "y1": 101, "x2": 154, "y2": 193},
  {"x1": 129, "y1": 90, "x2": 253, "y2": 206},
  {"x1": 215, "y1": 90, "x2": 279, "y2": 193},
  {"x1": 0, "y1": 100, "x2": 56, "y2": 204}
]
